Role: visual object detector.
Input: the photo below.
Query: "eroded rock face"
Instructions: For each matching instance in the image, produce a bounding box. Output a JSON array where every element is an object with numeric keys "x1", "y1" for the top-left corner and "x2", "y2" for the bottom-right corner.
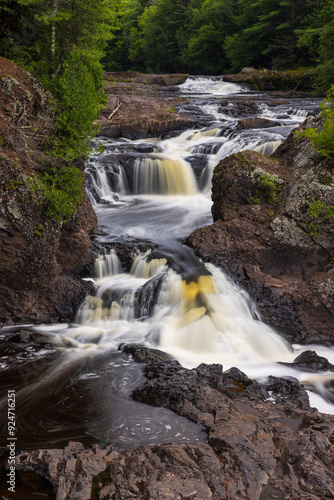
[
  {"x1": 13, "y1": 354, "x2": 334, "y2": 500},
  {"x1": 14, "y1": 441, "x2": 119, "y2": 500},
  {"x1": 0, "y1": 57, "x2": 97, "y2": 324},
  {"x1": 187, "y1": 118, "x2": 334, "y2": 344}
]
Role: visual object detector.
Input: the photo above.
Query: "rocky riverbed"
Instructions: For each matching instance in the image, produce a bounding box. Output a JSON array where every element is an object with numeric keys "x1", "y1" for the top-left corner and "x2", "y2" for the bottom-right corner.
[
  {"x1": 10, "y1": 345, "x2": 334, "y2": 499},
  {"x1": 1, "y1": 64, "x2": 334, "y2": 500}
]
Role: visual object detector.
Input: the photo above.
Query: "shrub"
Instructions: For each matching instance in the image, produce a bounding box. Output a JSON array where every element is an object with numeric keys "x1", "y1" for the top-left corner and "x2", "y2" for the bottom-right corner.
[
  {"x1": 26, "y1": 166, "x2": 83, "y2": 223},
  {"x1": 296, "y1": 85, "x2": 334, "y2": 159}
]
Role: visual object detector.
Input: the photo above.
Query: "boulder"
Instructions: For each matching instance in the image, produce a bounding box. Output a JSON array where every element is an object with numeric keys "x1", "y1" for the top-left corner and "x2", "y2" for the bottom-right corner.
[
  {"x1": 12, "y1": 358, "x2": 334, "y2": 499},
  {"x1": 237, "y1": 117, "x2": 280, "y2": 129}
]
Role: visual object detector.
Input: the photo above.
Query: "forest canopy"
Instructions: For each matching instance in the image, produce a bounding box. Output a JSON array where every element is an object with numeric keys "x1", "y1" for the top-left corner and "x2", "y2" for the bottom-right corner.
[
  {"x1": 102, "y1": 0, "x2": 334, "y2": 92},
  {"x1": 0, "y1": 0, "x2": 333, "y2": 160},
  {"x1": 0, "y1": 0, "x2": 114, "y2": 160}
]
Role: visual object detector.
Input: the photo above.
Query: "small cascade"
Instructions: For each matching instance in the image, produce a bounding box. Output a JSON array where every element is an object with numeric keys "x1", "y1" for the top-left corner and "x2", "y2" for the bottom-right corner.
[
  {"x1": 77, "y1": 251, "x2": 168, "y2": 328},
  {"x1": 179, "y1": 76, "x2": 244, "y2": 95},
  {"x1": 190, "y1": 142, "x2": 222, "y2": 155},
  {"x1": 191, "y1": 127, "x2": 222, "y2": 140},
  {"x1": 133, "y1": 156, "x2": 198, "y2": 195},
  {"x1": 254, "y1": 140, "x2": 282, "y2": 156},
  {"x1": 131, "y1": 252, "x2": 167, "y2": 279},
  {"x1": 95, "y1": 250, "x2": 122, "y2": 279},
  {"x1": 85, "y1": 154, "x2": 129, "y2": 203},
  {"x1": 258, "y1": 103, "x2": 310, "y2": 123}
]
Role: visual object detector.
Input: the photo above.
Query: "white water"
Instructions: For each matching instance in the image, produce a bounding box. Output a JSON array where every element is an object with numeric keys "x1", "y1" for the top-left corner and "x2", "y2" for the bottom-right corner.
[
  {"x1": 36, "y1": 78, "x2": 334, "y2": 415},
  {"x1": 178, "y1": 75, "x2": 244, "y2": 95}
]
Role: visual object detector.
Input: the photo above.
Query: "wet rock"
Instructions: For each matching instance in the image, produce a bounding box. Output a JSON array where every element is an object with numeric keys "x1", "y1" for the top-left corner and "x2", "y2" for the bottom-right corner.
[
  {"x1": 185, "y1": 154, "x2": 210, "y2": 189},
  {"x1": 132, "y1": 143, "x2": 155, "y2": 153},
  {"x1": 120, "y1": 344, "x2": 174, "y2": 363},
  {"x1": 265, "y1": 376, "x2": 311, "y2": 410},
  {"x1": 218, "y1": 99, "x2": 258, "y2": 117},
  {"x1": 237, "y1": 117, "x2": 281, "y2": 129},
  {"x1": 130, "y1": 359, "x2": 334, "y2": 499},
  {"x1": 292, "y1": 350, "x2": 334, "y2": 372},
  {"x1": 12, "y1": 358, "x2": 334, "y2": 499}
]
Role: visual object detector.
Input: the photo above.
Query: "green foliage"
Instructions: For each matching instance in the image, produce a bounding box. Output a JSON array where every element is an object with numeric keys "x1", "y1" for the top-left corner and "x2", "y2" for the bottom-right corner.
[
  {"x1": 26, "y1": 166, "x2": 83, "y2": 223},
  {"x1": 295, "y1": 85, "x2": 334, "y2": 159},
  {"x1": 0, "y1": 0, "x2": 114, "y2": 161},
  {"x1": 34, "y1": 223, "x2": 44, "y2": 236},
  {"x1": 95, "y1": 141, "x2": 106, "y2": 156},
  {"x1": 306, "y1": 199, "x2": 334, "y2": 236},
  {"x1": 49, "y1": 50, "x2": 106, "y2": 161},
  {"x1": 257, "y1": 172, "x2": 283, "y2": 203},
  {"x1": 296, "y1": 1, "x2": 334, "y2": 93}
]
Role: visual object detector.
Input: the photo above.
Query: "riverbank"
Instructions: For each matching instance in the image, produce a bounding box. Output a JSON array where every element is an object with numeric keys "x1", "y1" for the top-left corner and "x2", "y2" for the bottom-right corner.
[
  {"x1": 99, "y1": 71, "x2": 193, "y2": 139},
  {"x1": 0, "y1": 57, "x2": 97, "y2": 325}
]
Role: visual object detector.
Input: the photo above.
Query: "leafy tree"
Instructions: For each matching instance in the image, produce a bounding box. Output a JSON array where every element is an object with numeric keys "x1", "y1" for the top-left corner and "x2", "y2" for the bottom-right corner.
[
  {"x1": 225, "y1": 0, "x2": 319, "y2": 72},
  {"x1": 0, "y1": 0, "x2": 114, "y2": 159},
  {"x1": 129, "y1": 0, "x2": 192, "y2": 72},
  {"x1": 297, "y1": 0, "x2": 334, "y2": 92},
  {"x1": 102, "y1": 0, "x2": 147, "y2": 71},
  {"x1": 181, "y1": 0, "x2": 236, "y2": 73}
]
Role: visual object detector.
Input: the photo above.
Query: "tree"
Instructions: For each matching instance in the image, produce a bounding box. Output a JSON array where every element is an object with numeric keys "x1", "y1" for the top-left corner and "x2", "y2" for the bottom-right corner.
[
  {"x1": 182, "y1": 0, "x2": 236, "y2": 73},
  {"x1": 0, "y1": 0, "x2": 114, "y2": 159},
  {"x1": 296, "y1": 0, "x2": 334, "y2": 92}
]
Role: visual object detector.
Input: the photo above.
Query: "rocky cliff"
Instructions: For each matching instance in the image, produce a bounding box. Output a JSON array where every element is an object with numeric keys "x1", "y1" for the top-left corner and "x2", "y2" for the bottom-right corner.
[
  {"x1": 187, "y1": 116, "x2": 334, "y2": 345},
  {"x1": 0, "y1": 57, "x2": 97, "y2": 324}
]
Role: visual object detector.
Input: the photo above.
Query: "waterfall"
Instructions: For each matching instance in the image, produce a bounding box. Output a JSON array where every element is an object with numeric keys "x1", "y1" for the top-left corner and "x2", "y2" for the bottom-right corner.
[
  {"x1": 131, "y1": 252, "x2": 167, "y2": 279},
  {"x1": 178, "y1": 76, "x2": 244, "y2": 95},
  {"x1": 95, "y1": 250, "x2": 122, "y2": 278},
  {"x1": 133, "y1": 156, "x2": 198, "y2": 195},
  {"x1": 6, "y1": 74, "x2": 331, "y2": 458},
  {"x1": 149, "y1": 266, "x2": 292, "y2": 364},
  {"x1": 77, "y1": 251, "x2": 168, "y2": 328}
]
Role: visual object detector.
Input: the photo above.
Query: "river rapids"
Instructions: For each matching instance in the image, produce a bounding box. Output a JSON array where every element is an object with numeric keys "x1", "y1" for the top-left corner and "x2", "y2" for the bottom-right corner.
[{"x1": 0, "y1": 76, "x2": 333, "y2": 454}]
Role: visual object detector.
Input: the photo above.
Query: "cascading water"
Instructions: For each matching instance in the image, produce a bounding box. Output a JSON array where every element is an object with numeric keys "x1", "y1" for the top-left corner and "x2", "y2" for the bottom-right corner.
[
  {"x1": 0, "y1": 76, "x2": 332, "y2": 455},
  {"x1": 133, "y1": 156, "x2": 198, "y2": 195},
  {"x1": 178, "y1": 75, "x2": 244, "y2": 95}
]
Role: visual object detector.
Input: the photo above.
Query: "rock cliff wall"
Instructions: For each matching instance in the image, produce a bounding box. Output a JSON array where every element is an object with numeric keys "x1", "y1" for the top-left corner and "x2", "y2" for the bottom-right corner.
[{"x1": 0, "y1": 57, "x2": 97, "y2": 324}]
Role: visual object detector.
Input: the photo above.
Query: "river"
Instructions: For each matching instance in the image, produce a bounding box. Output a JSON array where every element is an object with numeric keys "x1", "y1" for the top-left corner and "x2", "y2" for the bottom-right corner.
[{"x1": 1, "y1": 76, "x2": 334, "y2": 457}]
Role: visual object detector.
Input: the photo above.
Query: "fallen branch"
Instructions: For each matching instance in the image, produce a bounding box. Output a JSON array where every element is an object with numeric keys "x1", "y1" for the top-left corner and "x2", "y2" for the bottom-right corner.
[{"x1": 108, "y1": 99, "x2": 122, "y2": 120}]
